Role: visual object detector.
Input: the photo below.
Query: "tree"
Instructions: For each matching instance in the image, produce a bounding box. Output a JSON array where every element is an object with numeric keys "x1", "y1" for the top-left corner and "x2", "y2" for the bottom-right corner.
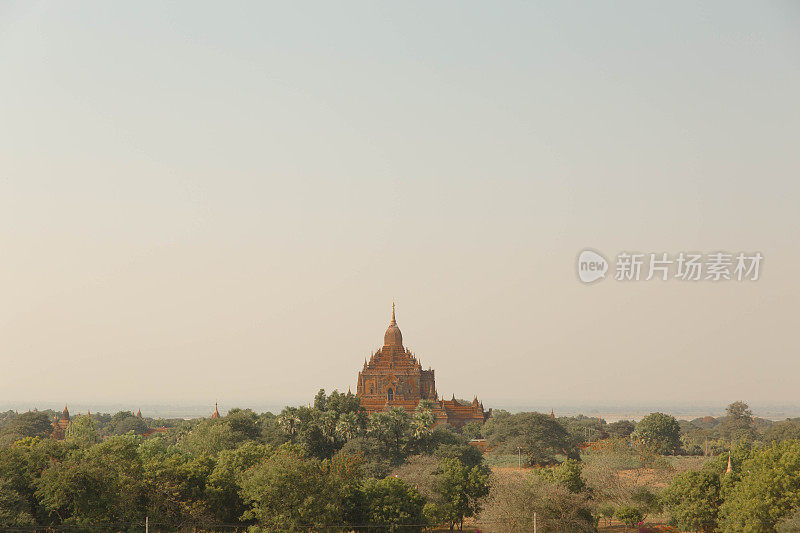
[
  {"x1": 277, "y1": 392, "x2": 366, "y2": 461},
  {"x1": 335, "y1": 412, "x2": 361, "y2": 442},
  {"x1": 239, "y1": 447, "x2": 341, "y2": 531},
  {"x1": 431, "y1": 458, "x2": 490, "y2": 530},
  {"x1": 535, "y1": 458, "x2": 587, "y2": 494},
  {"x1": 36, "y1": 435, "x2": 145, "y2": 525},
  {"x1": 461, "y1": 422, "x2": 482, "y2": 440},
  {"x1": 138, "y1": 439, "x2": 214, "y2": 525},
  {"x1": 433, "y1": 443, "x2": 484, "y2": 470},
  {"x1": 597, "y1": 503, "x2": 616, "y2": 527},
  {"x1": 582, "y1": 438, "x2": 672, "y2": 511},
  {"x1": 108, "y1": 411, "x2": 135, "y2": 433},
  {"x1": 178, "y1": 420, "x2": 239, "y2": 456},
  {"x1": 477, "y1": 473, "x2": 594, "y2": 532},
  {"x1": 65, "y1": 415, "x2": 99, "y2": 446},
  {"x1": 765, "y1": 419, "x2": 800, "y2": 442},
  {"x1": 113, "y1": 415, "x2": 149, "y2": 436},
  {"x1": 630, "y1": 486, "x2": 662, "y2": 519},
  {"x1": 632, "y1": 413, "x2": 681, "y2": 455},
  {"x1": 482, "y1": 411, "x2": 579, "y2": 465},
  {"x1": 411, "y1": 401, "x2": 437, "y2": 442},
  {"x1": 224, "y1": 408, "x2": 263, "y2": 441},
  {"x1": 362, "y1": 477, "x2": 426, "y2": 531},
  {"x1": 338, "y1": 436, "x2": 392, "y2": 478},
  {"x1": 0, "y1": 445, "x2": 37, "y2": 526},
  {"x1": 718, "y1": 440, "x2": 800, "y2": 532},
  {"x1": 726, "y1": 401, "x2": 753, "y2": 421},
  {"x1": 717, "y1": 401, "x2": 757, "y2": 442},
  {"x1": 205, "y1": 441, "x2": 272, "y2": 523},
  {"x1": 606, "y1": 420, "x2": 636, "y2": 439},
  {"x1": 313, "y1": 389, "x2": 327, "y2": 411},
  {"x1": 560, "y1": 414, "x2": 607, "y2": 444},
  {"x1": 662, "y1": 470, "x2": 721, "y2": 533},
  {"x1": 0, "y1": 412, "x2": 53, "y2": 445},
  {"x1": 369, "y1": 407, "x2": 412, "y2": 462},
  {"x1": 615, "y1": 505, "x2": 644, "y2": 531}
]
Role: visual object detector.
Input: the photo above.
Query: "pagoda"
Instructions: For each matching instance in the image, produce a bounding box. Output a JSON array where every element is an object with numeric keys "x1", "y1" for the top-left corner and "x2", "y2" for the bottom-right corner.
[{"x1": 356, "y1": 304, "x2": 488, "y2": 427}]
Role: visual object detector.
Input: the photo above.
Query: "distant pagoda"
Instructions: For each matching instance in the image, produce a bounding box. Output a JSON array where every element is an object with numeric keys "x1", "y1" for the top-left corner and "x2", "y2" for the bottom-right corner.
[{"x1": 356, "y1": 303, "x2": 489, "y2": 427}]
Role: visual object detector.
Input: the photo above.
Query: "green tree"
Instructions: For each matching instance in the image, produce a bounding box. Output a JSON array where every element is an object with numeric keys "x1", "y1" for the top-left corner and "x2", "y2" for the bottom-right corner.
[
  {"x1": 336, "y1": 412, "x2": 362, "y2": 442},
  {"x1": 108, "y1": 411, "x2": 135, "y2": 433},
  {"x1": 606, "y1": 420, "x2": 636, "y2": 439},
  {"x1": 239, "y1": 446, "x2": 341, "y2": 531},
  {"x1": 113, "y1": 415, "x2": 149, "y2": 436},
  {"x1": 632, "y1": 413, "x2": 681, "y2": 455},
  {"x1": 65, "y1": 415, "x2": 99, "y2": 446},
  {"x1": 138, "y1": 439, "x2": 214, "y2": 525},
  {"x1": 432, "y1": 458, "x2": 490, "y2": 530},
  {"x1": 224, "y1": 408, "x2": 263, "y2": 441},
  {"x1": 477, "y1": 473, "x2": 594, "y2": 532},
  {"x1": 597, "y1": 503, "x2": 616, "y2": 527},
  {"x1": 411, "y1": 401, "x2": 437, "y2": 442},
  {"x1": 36, "y1": 435, "x2": 145, "y2": 525},
  {"x1": 0, "y1": 444, "x2": 38, "y2": 526},
  {"x1": 177, "y1": 417, "x2": 252, "y2": 456},
  {"x1": 338, "y1": 436, "x2": 392, "y2": 478},
  {"x1": 718, "y1": 440, "x2": 800, "y2": 532},
  {"x1": 369, "y1": 407, "x2": 412, "y2": 462},
  {"x1": 433, "y1": 443, "x2": 484, "y2": 470},
  {"x1": 205, "y1": 441, "x2": 272, "y2": 523},
  {"x1": 662, "y1": 469, "x2": 721, "y2": 533},
  {"x1": 726, "y1": 401, "x2": 753, "y2": 421},
  {"x1": 461, "y1": 422, "x2": 483, "y2": 440},
  {"x1": 560, "y1": 414, "x2": 607, "y2": 444},
  {"x1": 0, "y1": 412, "x2": 53, "y2": 445},
  {"x1": 313, "y1": 389, "x2": 328, "y2": 411},
  {"x1": 535, "y1": 458, "x2": 586, "y2": 494},
  {"x1": 717, "y1": 401, "x2": 757, "y2": 442},
  {"x1": 615, "y1": 505, "x2": 644, "y2": 531},
  {"x1": 630, "y1": 486, "x2": 662, "y2": 519},
  {"x1": 362, "y1": 476, "x2": 426, "y2": 531},
  {"x1": 765, "y1": 419, "x2": 800, "y2": 442},
  {"x1": 482, "y1": 411, "x2": 579, "y2": 465}
]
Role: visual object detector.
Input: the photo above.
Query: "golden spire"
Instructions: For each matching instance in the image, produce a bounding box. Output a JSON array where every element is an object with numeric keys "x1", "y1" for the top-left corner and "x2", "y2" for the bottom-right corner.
[
  {"x1": 391, "y1": 301, "x2": 396, "y2": 325},
  {"x1": 726, "y1": 451, "x2": 732, "y2": 474}
]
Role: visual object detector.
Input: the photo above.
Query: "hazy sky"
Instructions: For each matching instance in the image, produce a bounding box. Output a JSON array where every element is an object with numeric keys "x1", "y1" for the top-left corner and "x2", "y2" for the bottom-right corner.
[{"x1": 1, "y1": 2, "x2": 799, "y2": 413}]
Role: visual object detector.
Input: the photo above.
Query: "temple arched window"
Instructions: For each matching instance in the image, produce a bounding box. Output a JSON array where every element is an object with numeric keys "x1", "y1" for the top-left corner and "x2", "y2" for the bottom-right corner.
[{"x1": 387, "y1": 388, "x2": 394, "y2": 401}]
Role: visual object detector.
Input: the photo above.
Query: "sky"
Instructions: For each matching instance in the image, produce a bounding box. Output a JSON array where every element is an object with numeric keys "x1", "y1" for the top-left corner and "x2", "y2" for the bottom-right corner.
[{"x1": 1, "y1": 1, "x2": 799, "y2": 415}]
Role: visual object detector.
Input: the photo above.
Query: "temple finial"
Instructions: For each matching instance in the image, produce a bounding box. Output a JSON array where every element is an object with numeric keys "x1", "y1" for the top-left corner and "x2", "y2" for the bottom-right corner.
[{"x1": 391, "y1": 301, "x2": 396, "y2": 325}]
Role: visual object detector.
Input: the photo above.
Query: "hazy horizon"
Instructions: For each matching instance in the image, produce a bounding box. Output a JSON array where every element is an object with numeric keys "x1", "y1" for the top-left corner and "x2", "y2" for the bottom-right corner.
[
  {"x1": 6, "y1": 400, "x2": 800, "y2": 425},
  {"x1": 2, "y1": 2, "x2": 799, "y2": 408}
]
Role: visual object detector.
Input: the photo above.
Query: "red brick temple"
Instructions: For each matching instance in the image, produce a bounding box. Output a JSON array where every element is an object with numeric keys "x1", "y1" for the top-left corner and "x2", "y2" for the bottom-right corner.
[
  {"x1": 51, "y1": 405, "x2": 71, "y2": 440},
  {"x1": 356, "y1": 304, "x2": 489, "y2": 427}
]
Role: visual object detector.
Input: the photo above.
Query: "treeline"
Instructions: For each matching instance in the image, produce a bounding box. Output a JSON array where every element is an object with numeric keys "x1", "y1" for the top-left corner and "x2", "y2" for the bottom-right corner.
[
  {"x1": 0, "y1": 391, "x2": 490, "y2": 531},
  {"x1": 4, "y1": 397, "x2": 800, "y2": 531},
  {"x1": 0, "y1": 409, "x2": 185, "y2": 444},
  {"x1": 663, "y1": 440, "x2": 800, "y2": 532}
]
